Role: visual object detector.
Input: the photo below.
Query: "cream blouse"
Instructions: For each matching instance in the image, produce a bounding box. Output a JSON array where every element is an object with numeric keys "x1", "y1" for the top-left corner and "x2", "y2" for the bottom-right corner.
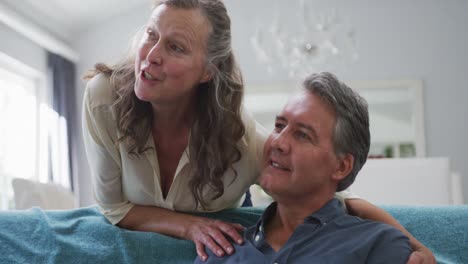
[
  {"x1": 82, "y1": 74, "x2": 268, "y2": 224},
  {"x1": 82, "y1": 74, "x2": 357, "y2": 225}
]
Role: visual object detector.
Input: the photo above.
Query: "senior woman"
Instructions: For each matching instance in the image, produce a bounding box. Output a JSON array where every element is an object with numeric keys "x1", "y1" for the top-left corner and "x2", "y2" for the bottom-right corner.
[{"x1": 82, "y1": 0, "x2": 434, "y2": 263}]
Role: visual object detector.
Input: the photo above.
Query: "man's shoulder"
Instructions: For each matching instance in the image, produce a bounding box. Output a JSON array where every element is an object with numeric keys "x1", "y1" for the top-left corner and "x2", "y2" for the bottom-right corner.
[
  {"x1": 334, "y1": 215, "x2": 412, "y2": 263},
  {"x1": 338, "y1": 214, "x2": 407, "y2": 239}
]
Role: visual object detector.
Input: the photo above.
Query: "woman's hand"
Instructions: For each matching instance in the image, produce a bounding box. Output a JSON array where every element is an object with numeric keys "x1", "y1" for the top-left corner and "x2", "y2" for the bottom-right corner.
[
  {"x1": 117, "y1": 205, "x2": 245, "y2": 261},
  {"x1": 185, "y1": 218, "x2": 245, "y2": 262},
  {"x1": 406, "y1": 245, "x2": 436, "y2": 264}
]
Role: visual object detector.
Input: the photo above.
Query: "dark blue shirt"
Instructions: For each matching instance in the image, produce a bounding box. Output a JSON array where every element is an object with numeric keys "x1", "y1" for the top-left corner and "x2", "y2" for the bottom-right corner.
[{"x1": 194, "y1": 199, "x2": 411, "y2": 264}]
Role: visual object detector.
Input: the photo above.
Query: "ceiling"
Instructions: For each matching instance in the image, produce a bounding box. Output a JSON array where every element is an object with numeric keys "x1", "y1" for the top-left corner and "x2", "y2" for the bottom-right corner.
[{"x1": 2, "y1": 0, "x2": 149, "y2": 42}]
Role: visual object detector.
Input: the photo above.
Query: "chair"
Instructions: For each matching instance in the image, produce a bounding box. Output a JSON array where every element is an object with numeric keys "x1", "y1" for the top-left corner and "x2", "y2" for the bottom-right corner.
[{"x1": 11, "y1": 178, "x2": 76, "y2": 210}]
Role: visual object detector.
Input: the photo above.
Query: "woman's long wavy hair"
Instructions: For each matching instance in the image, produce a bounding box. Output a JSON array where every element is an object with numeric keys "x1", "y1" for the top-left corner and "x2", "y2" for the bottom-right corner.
[{"x1": 84, "y1": 0, "x2": 245, "y2": 209}]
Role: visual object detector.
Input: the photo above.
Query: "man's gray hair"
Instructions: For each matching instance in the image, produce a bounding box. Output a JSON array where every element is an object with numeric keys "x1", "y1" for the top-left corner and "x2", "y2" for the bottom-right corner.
[{"x1": 302, "y1": 72, "x2": 370, "y2": 191}]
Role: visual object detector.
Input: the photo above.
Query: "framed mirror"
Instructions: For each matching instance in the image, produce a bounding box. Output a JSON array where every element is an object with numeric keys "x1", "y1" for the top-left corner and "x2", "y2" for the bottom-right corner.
[{"x1": 348, "y1": 79, "x2": 426, "y2": 158}]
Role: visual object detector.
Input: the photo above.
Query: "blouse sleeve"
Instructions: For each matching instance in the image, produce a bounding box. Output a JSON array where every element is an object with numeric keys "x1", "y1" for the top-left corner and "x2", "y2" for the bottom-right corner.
[
  {"x1": 82, "y1": 75, "x2": 134, "y2": 225},
  {"x1": 334, "y1": 189, "x2": 360, "y2": 204},
  {"x1": 254, "y1": 120, "x2": 269, "y2": 171},
  {"x1": 240, "y1": 107, "x2": 269, "y2": 183}
]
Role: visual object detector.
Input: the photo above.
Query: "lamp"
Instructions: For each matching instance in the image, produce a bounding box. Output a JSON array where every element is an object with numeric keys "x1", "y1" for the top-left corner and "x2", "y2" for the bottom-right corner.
[{"x1": 250, "y1": 0, "x2": 358, "y2": 78}]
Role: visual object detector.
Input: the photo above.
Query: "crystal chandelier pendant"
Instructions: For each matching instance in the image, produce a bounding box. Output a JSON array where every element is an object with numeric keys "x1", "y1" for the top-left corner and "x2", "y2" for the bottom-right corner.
[{"x1": 250, "y1": 0, "x2": 358, "y2": 78}]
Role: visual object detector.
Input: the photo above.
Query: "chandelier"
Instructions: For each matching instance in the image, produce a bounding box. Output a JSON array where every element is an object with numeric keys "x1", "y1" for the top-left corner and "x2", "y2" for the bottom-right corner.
[{"x1": 250, "y1": 0, "x2": 358, "y2": 78}]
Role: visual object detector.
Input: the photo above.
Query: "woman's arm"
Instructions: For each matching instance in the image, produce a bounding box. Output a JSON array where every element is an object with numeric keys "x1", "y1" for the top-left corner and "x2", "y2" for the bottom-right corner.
[
  {"x1": 118, "y1": 205, "x2": 244, "y2": 262},
  {"x1": 346, "y1": 199, "x2": 435, "y2": 264}
]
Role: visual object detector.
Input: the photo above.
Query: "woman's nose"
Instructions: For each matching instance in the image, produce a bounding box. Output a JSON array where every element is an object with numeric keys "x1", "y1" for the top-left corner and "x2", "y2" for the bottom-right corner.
[{"x1": 147, "y1": 43, "x2": 163, "y2": 65}]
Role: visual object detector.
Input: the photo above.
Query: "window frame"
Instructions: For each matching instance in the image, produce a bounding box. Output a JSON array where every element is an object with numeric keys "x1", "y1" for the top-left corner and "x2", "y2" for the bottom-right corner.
[{"x1": 0, "y1": 52, "x2": 47, "y2": 209}]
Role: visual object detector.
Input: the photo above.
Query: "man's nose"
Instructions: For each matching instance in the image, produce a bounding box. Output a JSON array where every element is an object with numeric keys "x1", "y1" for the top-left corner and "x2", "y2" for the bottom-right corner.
[{"x1": 270, "y1": 130, "x2": 290, "y2": 154}]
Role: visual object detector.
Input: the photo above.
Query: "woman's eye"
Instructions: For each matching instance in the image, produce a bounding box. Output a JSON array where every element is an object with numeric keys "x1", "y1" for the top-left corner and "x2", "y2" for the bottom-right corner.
[{"x1": 170, "y1": 43, "x2": 184, "y2": 53}]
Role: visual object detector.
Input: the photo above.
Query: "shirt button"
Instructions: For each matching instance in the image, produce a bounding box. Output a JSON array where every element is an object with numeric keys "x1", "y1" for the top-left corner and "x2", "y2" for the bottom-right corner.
[
  {"x1": 254, "y1": 235, "x2": 260, "y2": 242},
  {"x1": 259, "y1": 225, "x2": 263, "y2": 232}
]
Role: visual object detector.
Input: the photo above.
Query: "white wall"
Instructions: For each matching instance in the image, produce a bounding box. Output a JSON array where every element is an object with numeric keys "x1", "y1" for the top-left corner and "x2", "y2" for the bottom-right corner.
[
  {"x1": 0, "y1": 22, "x2": 47, "y2": 74},
  {"x1": 72, "y1": 4, "x2": 150, "y2": 206},
  {"x1": 74, "y1": 0, "x2": 468, "y2": 206}
]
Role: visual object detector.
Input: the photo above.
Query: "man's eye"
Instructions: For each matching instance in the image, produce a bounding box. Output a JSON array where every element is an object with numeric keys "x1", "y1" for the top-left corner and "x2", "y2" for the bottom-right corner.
[
  {"x1": 274, "y1": 123, "x2": 285, "y2": 131},
  {"x1": 296, "y1": 131, "x2": 311, "y2": 141},
  {"x1": 145, "y1": 29, "x2": 157, "y2": 41}
]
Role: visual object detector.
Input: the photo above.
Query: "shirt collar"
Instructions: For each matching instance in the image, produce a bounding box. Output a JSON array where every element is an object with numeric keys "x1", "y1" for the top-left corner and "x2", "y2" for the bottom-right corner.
[
  {"x1": 304, "y1": 198, "x2": 346, "y2": 224},
  {"x1": 255, "y1": 198, "x2": 345, "y2": 232},
  {"x1": 248, "y1": 202, "x2": 275, "y2": 244}
]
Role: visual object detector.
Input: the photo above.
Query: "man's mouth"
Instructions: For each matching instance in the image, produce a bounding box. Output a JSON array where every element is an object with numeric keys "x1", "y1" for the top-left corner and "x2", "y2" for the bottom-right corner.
[{"x1": 270, "y1": 160, "x2": 290, "y2": 171}]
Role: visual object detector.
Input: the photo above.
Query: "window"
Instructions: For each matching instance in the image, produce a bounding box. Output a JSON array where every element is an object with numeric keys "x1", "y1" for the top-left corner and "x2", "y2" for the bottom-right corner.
[
  {"x1": 0, "y1": 52, "x2": 70, "y2": 210},
  {"x1": 0, "y1": 67, "x2": 37, "y2": 208}
]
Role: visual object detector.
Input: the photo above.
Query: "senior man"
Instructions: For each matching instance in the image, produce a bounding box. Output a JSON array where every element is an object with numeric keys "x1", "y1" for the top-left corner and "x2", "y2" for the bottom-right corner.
[{"x1": 195, "y1": 72, "x2": 411, "y2": 263}]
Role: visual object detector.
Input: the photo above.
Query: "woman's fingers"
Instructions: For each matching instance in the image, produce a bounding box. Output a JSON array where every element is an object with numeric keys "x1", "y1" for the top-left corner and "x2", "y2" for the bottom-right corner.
[
  {"x1": 196, "y1": 234, "x2": 226, "y2": 260},
  {"x1": 208, "y1": 226, "x2": 234, "y2": 255},
  {"x1": 195, "y1": 241, "x2": 208, "y2": 262},
  {"x1": 216, "y1": 221, "x2": 244, "y2": 245},
  {"x1": 190, "y1": 219, "x2": 244, "y2": 260},
  {"x1": 233, "y1": 223, "x2": 246, "y2": 233}
]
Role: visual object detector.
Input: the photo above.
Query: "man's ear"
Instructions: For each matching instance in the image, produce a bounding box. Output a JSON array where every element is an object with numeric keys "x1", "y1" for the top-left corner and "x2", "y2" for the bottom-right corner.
[{"x1": 331, "y1": 153, "x2": 354, "y2": 182}]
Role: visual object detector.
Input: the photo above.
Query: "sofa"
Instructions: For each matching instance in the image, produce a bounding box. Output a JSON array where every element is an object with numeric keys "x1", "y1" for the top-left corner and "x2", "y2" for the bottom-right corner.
[{"x1": 0, "y1": 205, "x2": 466, "y2": 264}]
